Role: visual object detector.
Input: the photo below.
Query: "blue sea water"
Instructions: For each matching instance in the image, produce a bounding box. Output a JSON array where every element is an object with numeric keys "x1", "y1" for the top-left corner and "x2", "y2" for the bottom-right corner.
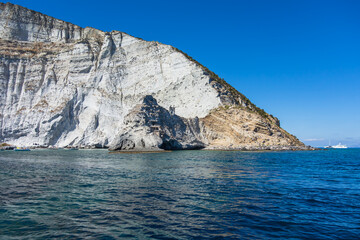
[{"x1": 0, "y1": 149, "x2": 359, "y2": 239}]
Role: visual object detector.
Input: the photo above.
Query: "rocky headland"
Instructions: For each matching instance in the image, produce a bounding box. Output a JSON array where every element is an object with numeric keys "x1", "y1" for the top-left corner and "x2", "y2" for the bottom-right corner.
[{"x1": 0, "y1": 2, "x2": 310, "y2": 151}]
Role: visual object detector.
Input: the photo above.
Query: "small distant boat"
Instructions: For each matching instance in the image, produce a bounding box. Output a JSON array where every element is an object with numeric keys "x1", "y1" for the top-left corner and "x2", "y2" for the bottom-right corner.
[
  {"x1": 324, "y1": 142, "x2": 348, "y2": 149},
  {"x1": 332, "y1": 143, "x2": 348, "y2": 149},
  {"x1": 14, "y1": 147, "x2": 31, "y2": 151}
]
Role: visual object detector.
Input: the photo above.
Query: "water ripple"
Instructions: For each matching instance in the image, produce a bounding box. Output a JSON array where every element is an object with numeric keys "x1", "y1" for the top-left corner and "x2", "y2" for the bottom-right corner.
[{"x1": 0, "y1": 149, "x2": 360, "y2": 239}]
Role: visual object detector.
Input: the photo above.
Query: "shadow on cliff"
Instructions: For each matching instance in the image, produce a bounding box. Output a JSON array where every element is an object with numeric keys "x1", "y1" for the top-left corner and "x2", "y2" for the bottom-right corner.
[
  {"x1": 46, "y1": 91, "x2": 81, "y2": 146},
  {"x1": 110, "y1": 95, "x2": 206, "y2": 151}
]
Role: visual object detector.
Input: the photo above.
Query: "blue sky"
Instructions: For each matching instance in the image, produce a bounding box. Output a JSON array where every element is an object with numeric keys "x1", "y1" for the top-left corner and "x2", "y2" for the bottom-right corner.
[{"x1": 6, "y1": 0, "x2": 360, "y2": 147}]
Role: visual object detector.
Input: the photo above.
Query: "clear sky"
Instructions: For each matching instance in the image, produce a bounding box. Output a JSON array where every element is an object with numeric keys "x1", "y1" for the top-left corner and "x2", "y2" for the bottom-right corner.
[{"x1": 6, "y1": 0, "x2": 360, "y2": 147}]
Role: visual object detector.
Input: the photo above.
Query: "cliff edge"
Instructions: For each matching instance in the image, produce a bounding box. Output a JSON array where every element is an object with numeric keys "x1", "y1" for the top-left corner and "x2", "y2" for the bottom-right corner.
[{"x1": 0, "y1": 2, "x2": 307, "y2": 150}]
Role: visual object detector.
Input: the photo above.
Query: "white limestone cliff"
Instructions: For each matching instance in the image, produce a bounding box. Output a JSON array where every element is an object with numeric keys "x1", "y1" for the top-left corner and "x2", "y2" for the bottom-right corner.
[{"x1": 0, "y1": 2, "x2": 307, "y2": 150}]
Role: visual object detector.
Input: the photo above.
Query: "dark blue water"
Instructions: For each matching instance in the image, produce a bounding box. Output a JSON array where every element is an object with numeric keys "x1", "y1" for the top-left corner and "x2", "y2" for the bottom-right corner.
[{"x1": 0, "y1": 149, "x2": 360, "y2": 239}]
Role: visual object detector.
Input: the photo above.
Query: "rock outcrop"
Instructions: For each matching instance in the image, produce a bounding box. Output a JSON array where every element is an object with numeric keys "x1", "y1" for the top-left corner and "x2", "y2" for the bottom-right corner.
[
  {"x1": 109, "y1": 95, "x2": 205, "y2": 151},
  {"x1": 0, "y1": 2, "x2": 307, "y2": 150}
]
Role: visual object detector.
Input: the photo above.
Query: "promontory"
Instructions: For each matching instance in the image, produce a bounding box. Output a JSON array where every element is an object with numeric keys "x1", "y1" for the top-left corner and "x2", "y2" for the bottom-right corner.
[{"x1": 0, "y1": 2, "x2": 308, "y2": 151}]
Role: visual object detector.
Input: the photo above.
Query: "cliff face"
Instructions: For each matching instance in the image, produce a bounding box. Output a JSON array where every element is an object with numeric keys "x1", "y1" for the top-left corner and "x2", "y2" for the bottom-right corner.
[{"x1": 0, "y1": 2, "x2": 305, "y2": 150}]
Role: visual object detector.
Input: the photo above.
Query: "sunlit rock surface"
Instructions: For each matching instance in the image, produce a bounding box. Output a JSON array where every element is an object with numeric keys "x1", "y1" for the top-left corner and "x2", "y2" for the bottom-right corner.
[{"x1": 0, "y1": 2, "x2": 306, "y2": 150}]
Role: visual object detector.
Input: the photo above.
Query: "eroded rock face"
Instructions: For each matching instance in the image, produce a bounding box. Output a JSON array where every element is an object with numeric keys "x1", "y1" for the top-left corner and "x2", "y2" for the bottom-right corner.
[
  {"x1": 109, "y1": 95, "x2": 205, "y2": 151},
  {"x1": 0, "y1": 2, "x2": 306, "y2": 150}
]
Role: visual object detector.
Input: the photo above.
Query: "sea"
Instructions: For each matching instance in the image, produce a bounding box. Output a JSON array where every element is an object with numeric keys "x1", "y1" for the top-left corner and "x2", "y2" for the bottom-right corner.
[{"x1": 0, "y1": 149, "x2": 359, "y2": 239}]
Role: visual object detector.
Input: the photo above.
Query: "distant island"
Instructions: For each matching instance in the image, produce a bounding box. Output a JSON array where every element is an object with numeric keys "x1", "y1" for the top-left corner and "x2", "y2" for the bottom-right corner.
[{"x1": 0, "y1": 2, "x2": 310, "y2": 151}]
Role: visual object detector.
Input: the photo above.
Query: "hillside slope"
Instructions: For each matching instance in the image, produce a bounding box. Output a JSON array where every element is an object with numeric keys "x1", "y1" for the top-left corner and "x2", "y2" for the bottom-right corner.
[{"x1": 0, "y1": 2, "x2": 306, "y2": 150}]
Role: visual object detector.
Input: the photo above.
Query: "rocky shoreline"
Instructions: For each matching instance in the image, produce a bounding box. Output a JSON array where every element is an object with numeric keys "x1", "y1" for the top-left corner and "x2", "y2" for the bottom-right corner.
[{"x1": 1, "y1": 142, "x2": 316, "y2": 152}]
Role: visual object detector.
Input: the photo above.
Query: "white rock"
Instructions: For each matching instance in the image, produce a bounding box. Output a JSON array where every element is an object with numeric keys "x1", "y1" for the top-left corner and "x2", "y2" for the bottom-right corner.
[{"x1": 0, "y1": 3, "x2": 305, "y2": 150}]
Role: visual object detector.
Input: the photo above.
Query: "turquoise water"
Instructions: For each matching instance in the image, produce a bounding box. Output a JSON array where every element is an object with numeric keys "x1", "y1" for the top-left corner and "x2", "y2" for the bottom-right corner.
[{"x1": 0, "y1": 149, "x2": 360, "y2": 239}]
